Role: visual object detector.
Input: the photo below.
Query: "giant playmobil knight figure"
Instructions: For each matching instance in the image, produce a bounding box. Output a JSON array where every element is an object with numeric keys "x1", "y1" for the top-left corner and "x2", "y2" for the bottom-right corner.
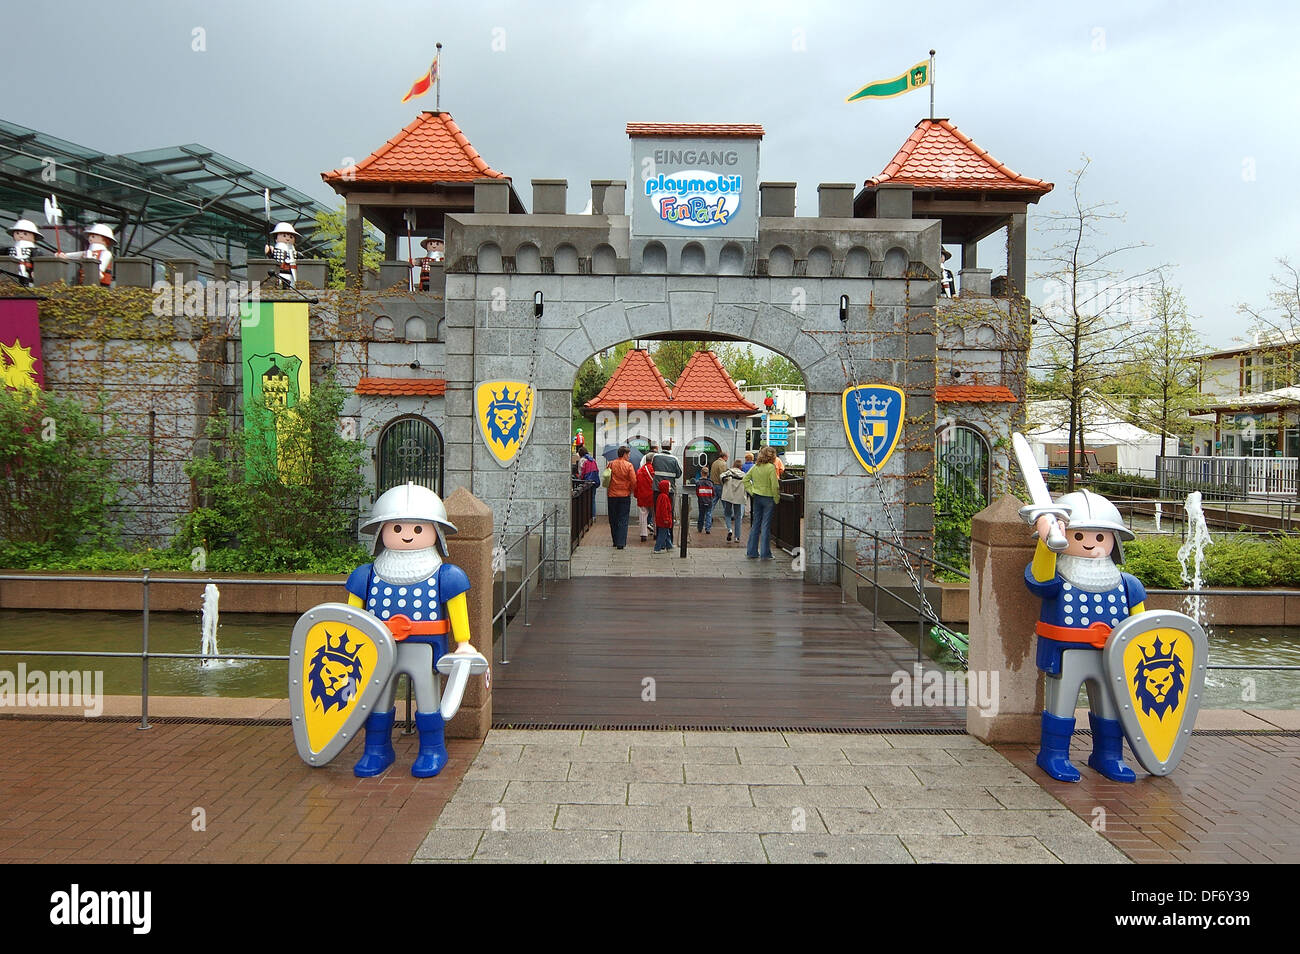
[
  {"x1": 1026, "y1": 490, "x2": 1146, "y2": 783},
  {"x1": 345, "y1": 482, "x2": 479, "y2": 777}
]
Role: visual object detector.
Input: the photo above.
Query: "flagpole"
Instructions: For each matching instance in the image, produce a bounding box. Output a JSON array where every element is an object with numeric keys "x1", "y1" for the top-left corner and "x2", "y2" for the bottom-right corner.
[
  {"x1": 435, "y1": 42, "x2": 442, "y2": 110},
  {"x1": 929, "y1": 49, "x2": 936, "y2": 120}
]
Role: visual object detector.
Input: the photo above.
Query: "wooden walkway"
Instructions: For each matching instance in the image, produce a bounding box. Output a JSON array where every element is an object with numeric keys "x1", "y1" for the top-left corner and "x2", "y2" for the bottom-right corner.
[{"x1": 491, "y1": 578, "x2": 963, "y2": 730}]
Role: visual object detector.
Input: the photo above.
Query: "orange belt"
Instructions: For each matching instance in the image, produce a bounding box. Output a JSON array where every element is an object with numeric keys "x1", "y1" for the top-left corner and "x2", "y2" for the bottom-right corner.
[
  {"x1": 1036, "y1": 621, "x2": 1110, "y2": 649},
  {"x1": 385, "y1": 615, "x2": 450, "y2": 641}
]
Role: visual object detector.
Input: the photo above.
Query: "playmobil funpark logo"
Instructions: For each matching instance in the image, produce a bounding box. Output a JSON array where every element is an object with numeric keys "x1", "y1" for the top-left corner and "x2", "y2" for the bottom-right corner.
[{"x1": 644, "y1": 170, "x2": 743, "y2": 228}]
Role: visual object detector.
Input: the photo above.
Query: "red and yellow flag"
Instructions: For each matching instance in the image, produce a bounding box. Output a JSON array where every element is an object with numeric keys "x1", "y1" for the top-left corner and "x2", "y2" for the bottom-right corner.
[
  {"x1": 0, "y1": 297, "x2": 44, "y2": 391},
  {"x1": 401, "y1": 55, "x2": 439, "y2": 104}
]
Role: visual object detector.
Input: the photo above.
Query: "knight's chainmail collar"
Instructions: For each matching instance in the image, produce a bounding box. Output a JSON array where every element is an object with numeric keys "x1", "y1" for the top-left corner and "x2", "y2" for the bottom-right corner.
[
  {"x1": 374, "y1": 546, "x2": 441, "y2": 585},
  {"x1": 1057, "y1": 553, "x2": 1121, "y2": 592}
]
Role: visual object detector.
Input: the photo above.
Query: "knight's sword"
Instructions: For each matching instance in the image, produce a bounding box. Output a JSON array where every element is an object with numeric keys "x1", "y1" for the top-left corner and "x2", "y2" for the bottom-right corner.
[
  {"x1": 435, "y1": 651, "x2": 490, "y2": 721},
  {"x1": 1011, "y1": 432, "x2": 1068, "y2": 552}
]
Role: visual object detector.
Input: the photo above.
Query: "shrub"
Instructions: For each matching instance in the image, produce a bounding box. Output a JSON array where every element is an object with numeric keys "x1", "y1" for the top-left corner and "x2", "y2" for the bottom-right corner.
[
  {"x1": 0, "y1": 387, "x2": 127, "y2": 554},
  {"x1": 1122, "y1": 537, "x2": 1184, "y2": 589}
]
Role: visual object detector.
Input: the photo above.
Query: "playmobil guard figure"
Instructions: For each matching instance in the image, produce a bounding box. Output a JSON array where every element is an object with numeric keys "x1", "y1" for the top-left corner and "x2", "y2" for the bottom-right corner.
[
  {"x1": 345, "y1": 483, "x2": 479, "y2": 777},
  {"x1": 60, "y1": 223, "x2": 114, "y2": 286},
  {"x1": 5, "y1": 219, "x2": 39, "y2": 286},
  {"x1": 1025, "y1": 490, "x2": 1146, "y2": 783},
  {"x1": 415, "y1": 233, "x2": 443, "y2": 291},
  {"x1": 265, "y1": 222, "x2": 299, "y2": 288}
]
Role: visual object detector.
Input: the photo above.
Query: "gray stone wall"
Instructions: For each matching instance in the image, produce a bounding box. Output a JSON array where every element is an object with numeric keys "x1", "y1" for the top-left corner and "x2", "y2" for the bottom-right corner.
[{"x1": 444, "y1": 212, "x2": 942, "y2": 581}]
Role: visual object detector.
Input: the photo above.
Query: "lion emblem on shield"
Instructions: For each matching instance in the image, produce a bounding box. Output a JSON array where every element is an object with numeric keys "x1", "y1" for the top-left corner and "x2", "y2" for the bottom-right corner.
[
  {"x1": 1132, "y1": 637, "x2": 1187, "y2": 719},
  {"x1": 307, "y1": 629, "x2": 364, "y2": 714},
  {"x1": 486, "y1": 386, "x2": 528, "y2": 448}
]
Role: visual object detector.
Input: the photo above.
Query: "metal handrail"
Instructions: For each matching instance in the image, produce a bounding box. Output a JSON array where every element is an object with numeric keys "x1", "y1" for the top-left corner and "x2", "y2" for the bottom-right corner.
[{"x1": 492, "y1": 506, "x2": 561, "y2": 666}]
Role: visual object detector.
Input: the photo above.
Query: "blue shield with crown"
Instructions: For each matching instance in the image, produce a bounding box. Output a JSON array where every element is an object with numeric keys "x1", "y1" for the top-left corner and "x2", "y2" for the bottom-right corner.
[
  {"x1": 289, "y1": 603, "x2": 396, "y2": 767},
  {"x1": 842, "y1": 385, "x2": 905, "y2": 474},
  {"x1": 1103, "y1": 609, "x2": 1208, "y2": 776},
  {"x1": 476, "y1": 380, "x2": 535, "y2": 467}
]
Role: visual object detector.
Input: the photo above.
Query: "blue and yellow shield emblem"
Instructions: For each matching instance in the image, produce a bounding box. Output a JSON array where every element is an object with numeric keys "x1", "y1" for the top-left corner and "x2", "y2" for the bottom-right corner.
[
  {"x1": 843, "y1": 385, "x2": 905, "y2": 474},
  {"x1": 476, "y1": 380, "x2": 535, "y2": 467},
  {"x1": 289, "y1": 603, "x2": 396, "y2": 767},
  {"x1": 1104, "y1": 610, "x2": 1208, "y2": 777}
]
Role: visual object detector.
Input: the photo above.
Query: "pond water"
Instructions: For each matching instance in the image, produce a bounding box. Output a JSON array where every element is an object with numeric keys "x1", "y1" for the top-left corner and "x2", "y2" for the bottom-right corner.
[{"x1": 2, "y1": 609, "x2": 1298, "y2": 709}]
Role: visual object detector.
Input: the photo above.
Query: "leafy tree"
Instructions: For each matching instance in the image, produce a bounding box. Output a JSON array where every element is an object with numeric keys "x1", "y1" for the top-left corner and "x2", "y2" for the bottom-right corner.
[
  {"x1": 1030, "y1": 157, "x2": 1162, "y2": 490},
  {"x1": 1123, "y1": 275, "x2": 1203, "y2": 447},
  {"x1": 572, "y1": 340, "x2": 635, "y2": 417},
  {"x1": 651, "y1": 339, "x2": 715, "y2": 382},
  {"x1": 0, "y1": 387, "x2": 126, "y2": 558},
  {"x1": 714, "y1": 343, "x2": 803, "y2": 388},
  {"x1": 313, "y1": 203, "x2": 383, "y2": 289},
  {"x1": 178, "y1": 376, "x2": 370, "y2": 569},
  {"x1": 1238, "y1": 258, "x2": 1300, "y2": 340}
]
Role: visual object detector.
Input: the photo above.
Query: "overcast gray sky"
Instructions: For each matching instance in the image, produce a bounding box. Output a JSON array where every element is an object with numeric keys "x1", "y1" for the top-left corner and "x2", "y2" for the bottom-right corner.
[{"x1": 4, "y1": 0, "x2": 1296, "y2": 348}]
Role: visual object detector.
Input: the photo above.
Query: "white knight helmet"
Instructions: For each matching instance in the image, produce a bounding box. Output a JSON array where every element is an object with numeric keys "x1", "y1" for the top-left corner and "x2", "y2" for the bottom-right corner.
[
  {"x1": 361, "y1": 482, "x2": 457, "y2": 556},
  {"x1": 1057, "y1": 489, "x2": 1133, "y2": 563}
]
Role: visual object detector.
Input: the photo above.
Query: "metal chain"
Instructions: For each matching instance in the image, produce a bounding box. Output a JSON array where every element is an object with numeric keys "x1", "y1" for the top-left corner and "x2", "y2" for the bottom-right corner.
[
  {"x1": 839, "y1": 323, "x2": 967, "y2": 665},
  {"x1": 495, "y1": 294, "x2": 542, "y2": 554}
]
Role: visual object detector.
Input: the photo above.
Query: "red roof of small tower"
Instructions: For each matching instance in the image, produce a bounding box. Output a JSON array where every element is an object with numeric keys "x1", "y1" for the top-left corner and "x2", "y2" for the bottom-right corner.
[
  {"x1": 585, "y1": 349, "x2": 674, "y2": 410},
  {"x1": 355, "y1": 377, "x2": 447, "y2": 396},
  {"x1": 322, "y1": 111, "x2": 507, "y2": 185},
  {"x1": 668, "y1": 351, "x2": 758, "y2": 412},
  {"x1": 935, "y1": 385, "x2": 1017, "y2": 403},
  {"x1": 626, "y1": 123, "x2": 764, "y2": 138},
  {"x1": 866, "y1": 119, "x2": 1052, "y2": 196}
]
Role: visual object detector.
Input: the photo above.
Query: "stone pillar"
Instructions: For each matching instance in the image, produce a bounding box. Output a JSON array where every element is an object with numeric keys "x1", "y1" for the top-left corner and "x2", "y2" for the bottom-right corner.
[
  {"x1": 296, "y1": 260, "x2": 327, "y2": 288},
  {"x1": 961, "y1": 240, "x2": 978, "y2": 270},
  {"x1": 384, "y1": 231, "x2": 398, "y2": 261},
  {"x1": 474, "y1": 177, "x2": 510, "y2": 214},
  {"x1": 165, "y1": 259, "x2": 199, "y2": 284},
  {"x1": 959, "y1": 267, "x2": 992, "y2": 297},
  {"x1": 1007, "y1": 213, "x2": 1027, "y2": 298},
  {"x1": 114, "y1": 257, "x2": 152, "y2": 287},
  {"x1": 875, "y1": 183, "x2": 913, "y2": 219},
  {"x1": 967, "y1": 494, "x2": 1042, "y2": 742},
  {"x1": 212, "y1": 260, "x2": 232, "y2": 282},
  {"x1": 533, "y1": 179, "x2": 567, "y2": 214},
  {"x1": 759, "y1": 181, "x2": 796, "y2": 217},
  {"x1": 817, "y1": 183, "x2": 855, "y2": 218},
  {"x1": 31, "y1": 255, "x2": 74, "y2": 286},
  {"x1": 345, "y1": 200, "x2": 363, "y2": 287},
  {"x1": 379, "y1": 260, "x2": 411, "y2": 289},
  {"x1": 443, "y1": 487, "x2": 494, "y2": 739},
  {"x1": 590, "y1": 179, "x2": 626, "y2": 215}
]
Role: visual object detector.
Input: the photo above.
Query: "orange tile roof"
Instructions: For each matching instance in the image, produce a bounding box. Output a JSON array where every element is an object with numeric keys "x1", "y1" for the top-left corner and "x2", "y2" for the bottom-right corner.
[
  {"x1": 586, "y1": 349, "x2": 673, "y2": 410},
  {"x1": 935, "y1": 385, "x2": 1018, "y2": 403},
  {"x1": 322, "y1": 112, "x2": 506, "y2": 185},
  {"x1": 668, "y1": 350, "x2": 758, "y2": 412},
  {"x1": 355, "y1": 377, "x2": 447, "y2": 396},
  {"x1": 867, "y1": 119, "x2": 1052, "y2": 195},
  {"x1": 626, "y1": 123, "x2": 764, "y2": 139}
]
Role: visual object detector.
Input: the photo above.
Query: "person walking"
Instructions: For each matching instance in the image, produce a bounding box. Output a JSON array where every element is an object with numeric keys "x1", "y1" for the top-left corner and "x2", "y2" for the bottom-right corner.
[
  {"x1": 635, "y1": 450, "x2": 656, "y2": 542},
  {"x1": 710, "y1": 451, "x2": 729, "y2": 486},
  {"x1": 651, "y1": 439, "x2": 682, "y2": 524},
  {"x1": 695, "y1": 466, "x2": 716, "y2": 534},
  {"x1": 578, "y1": 449, "x2": 600, "y2": 483},
  {"x1": 743, "y1": 446, "x2": 781, "y2": 560},
  {"x1": 606, "y1": 446, "x2": 637, "y2": 549},
  {"x1": 719, "y1": 455, "x2": 747, "y2": 543},
  {"x1": 653, "y1": 479, "x2": 674, "y2": 553}
]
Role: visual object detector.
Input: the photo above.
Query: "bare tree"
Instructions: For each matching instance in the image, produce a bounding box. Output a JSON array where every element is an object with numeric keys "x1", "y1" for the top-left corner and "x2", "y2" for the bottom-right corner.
[{"x1": 1030, "y1": 157, "x2": 1163, "y2": 490}]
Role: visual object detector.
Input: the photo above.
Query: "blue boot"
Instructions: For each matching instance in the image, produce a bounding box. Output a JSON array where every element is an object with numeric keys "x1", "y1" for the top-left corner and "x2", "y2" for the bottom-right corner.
[
  {"x1": 411, "y1": 711, "x2": 448, "y2": 778},
  {"x1": 1036, "y1": 711, "x2": 1081, "y2": 782},
  {"x1": 353, "y1": 708, "x2": 396, "y2": 778},
  {"x1": 1087, "y1": 712, "x2": 1137, "y2": 783}
]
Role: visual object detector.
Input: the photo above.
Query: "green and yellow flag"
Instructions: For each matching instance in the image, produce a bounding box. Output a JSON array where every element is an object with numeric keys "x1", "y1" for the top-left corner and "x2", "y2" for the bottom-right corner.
[
  {"x1": 847, "y1": 60, "x2": 930, "y2": 102},
  {"x1": 240, "y1": 300, "x2": 310, "y2": 480}
]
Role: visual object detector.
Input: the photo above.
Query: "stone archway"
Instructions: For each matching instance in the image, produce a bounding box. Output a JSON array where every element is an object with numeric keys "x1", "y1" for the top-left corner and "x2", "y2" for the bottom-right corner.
[{"x1": 440, "y1": 216, "x2": 939, "y2": 581}]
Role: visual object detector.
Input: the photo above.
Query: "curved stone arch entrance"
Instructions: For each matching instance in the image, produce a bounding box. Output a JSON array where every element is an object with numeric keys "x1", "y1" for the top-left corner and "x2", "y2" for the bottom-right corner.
[{"x1": 441, "y1": 218, "x2": 939, "y2": 582}]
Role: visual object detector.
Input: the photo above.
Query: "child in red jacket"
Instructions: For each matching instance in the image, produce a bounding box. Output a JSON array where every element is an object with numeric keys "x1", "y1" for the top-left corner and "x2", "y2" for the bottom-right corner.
[{"x1": 653, "y1": 479, "x2": 673, "y2": 552}]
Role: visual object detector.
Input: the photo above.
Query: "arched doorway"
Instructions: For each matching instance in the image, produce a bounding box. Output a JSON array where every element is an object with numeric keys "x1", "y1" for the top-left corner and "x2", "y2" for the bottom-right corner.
[
  {"x1": 376, "y1": 415, "x2": 444, "y2": 494},
  {"x1": 936, "y1": 423, "x2": 991, "y2": 504},
  {"x1": 682, "y1": 436, "x2": 721, "y2": 481}
]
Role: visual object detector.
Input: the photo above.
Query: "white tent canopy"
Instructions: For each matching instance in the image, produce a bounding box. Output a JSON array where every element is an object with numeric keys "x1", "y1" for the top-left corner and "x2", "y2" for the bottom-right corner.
[{"x1": 1026, "y1": 400, "x2": 1178, "y2": 475}]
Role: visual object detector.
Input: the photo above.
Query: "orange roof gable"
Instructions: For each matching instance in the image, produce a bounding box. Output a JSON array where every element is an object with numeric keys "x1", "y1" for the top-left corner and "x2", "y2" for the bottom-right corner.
[
  {"x1": 626, "y1": 123, "x2": 764, "y2": 139},
  {"x1": 355, "y1": 377, "x2": 447, "y2": 397},
  {"x1": 585, "y1": 349, "x2": 674, "y2": 410},
  {"x1": 935, "y1": 385, "x2": 1018, "y2": 403},
  {"x1": 867, "y1": 119, "x2": 1052, "y2": 195},
  {"x1": 669, "y1": 350, "x2": 758, "y2": 412},
  {"x1": 322, "y1": 112, "x2": 506, "y2": 185}
]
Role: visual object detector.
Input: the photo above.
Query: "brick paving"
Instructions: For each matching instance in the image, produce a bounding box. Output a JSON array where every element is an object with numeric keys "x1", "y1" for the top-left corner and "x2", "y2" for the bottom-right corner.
[
  {"x1": 0, "y1": 718, "x2": 476, "y2": 863},
  {"x1": 998, "y1": 733, "x2": 1300, "y2": 863},
  {"x1": 413, "y1": 728, "x2": 1127, "y2": 864}
]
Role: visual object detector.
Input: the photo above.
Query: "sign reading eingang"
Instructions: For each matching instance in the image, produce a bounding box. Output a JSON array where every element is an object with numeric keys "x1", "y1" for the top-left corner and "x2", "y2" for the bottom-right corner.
[{"x1": 631, "y1": 135, "x2": 760, "y2": 240}]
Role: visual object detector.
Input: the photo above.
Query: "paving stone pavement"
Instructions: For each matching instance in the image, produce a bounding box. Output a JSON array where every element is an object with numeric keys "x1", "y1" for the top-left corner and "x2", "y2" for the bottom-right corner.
[{"x1": 413, "y1": 728, "x2": 1128, "y2": 864}]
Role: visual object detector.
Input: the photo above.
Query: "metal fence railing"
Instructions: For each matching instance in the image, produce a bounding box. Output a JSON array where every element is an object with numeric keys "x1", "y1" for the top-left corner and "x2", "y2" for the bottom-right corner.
[
  {"x1": 570, "y1": 479, "x2": 597, "y2": 553},
  {"x1": 494, "y1": 507, "x2": 562, "y2": 666}
]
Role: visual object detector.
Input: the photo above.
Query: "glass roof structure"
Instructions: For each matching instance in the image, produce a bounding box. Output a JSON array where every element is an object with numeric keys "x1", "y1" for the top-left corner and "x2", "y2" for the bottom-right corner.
[{"x1": 0, "y1": 119, "x2": 332, "y2": 274}]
